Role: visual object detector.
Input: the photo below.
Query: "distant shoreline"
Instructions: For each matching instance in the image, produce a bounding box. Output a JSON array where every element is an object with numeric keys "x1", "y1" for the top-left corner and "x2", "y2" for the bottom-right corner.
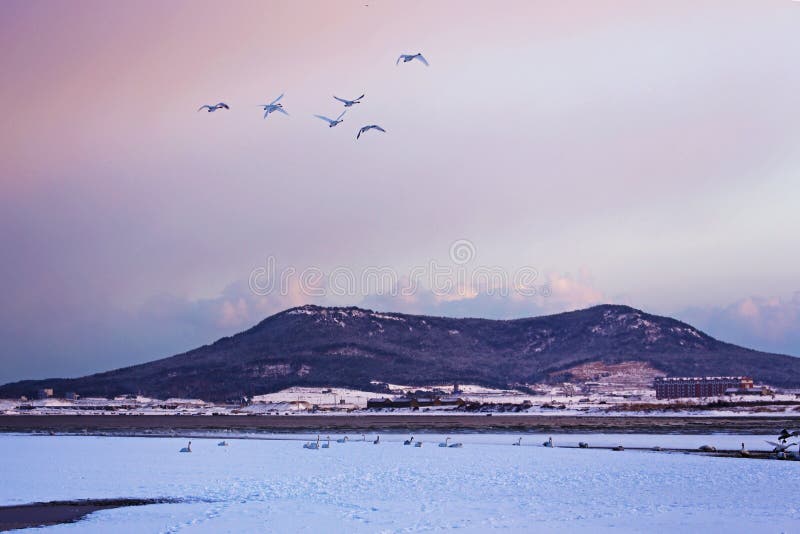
[{"x1": 1, "y1": 415, "x2": 798, "y2": 435}]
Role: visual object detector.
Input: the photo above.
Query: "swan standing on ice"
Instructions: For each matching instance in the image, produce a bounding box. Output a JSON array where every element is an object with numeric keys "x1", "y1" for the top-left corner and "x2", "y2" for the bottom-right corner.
[
  {"x1": 512, "y1": 437, "x2": 522, "y2": 446},
  {"x1": 198, "y1": 103, "x2": 229, "y2": 112},
  {"x1": 334, "y1": 94, "x2": 364, "y2": 107},
  {"x1": 314, "y1": 110, "x2": 346, "y2": 127},
  {"x1": 404, "y1": 436, "x2": 414, "y2": 445},
  {"x1": 322, "y1": 436, "x2": 331, "y2": 449},
  {"x1": 396, "y1": 53, "x2": 429, "y2": 66},
  {"x1": 543, "y1": 437, "x2": 553, "y2": 448},
  {"x1": 179, "y1": 441, "x2": 192, "y2": 453},
  {"x1": 303, "y1": 435, "x2": 321, "y2": 449},
  {"x1": 356, "y1": 124, "x2": 386, "y2": 139},
  {"x1": 439, "y1": 437, "x2": 451, "y2": 448},
  {"x1": 336, "y1": 436, "x2": 349, "y2": 443},
  {"x1": 739, "y1": 443, "x2": 750, "y2": 458},
  {"x1": 373, "y1": 435, "x2": 381, "y2": 445},
  {"x1": 259, "y1": 94, "x2": 289, "y2": 118}
]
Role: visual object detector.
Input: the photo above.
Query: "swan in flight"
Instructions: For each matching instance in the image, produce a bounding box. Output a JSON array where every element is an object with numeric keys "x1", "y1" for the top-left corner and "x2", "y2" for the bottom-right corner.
[
  {"x1": 766, "y1": 440, "x2": 796, "y2": 452},
  {"x1": 314, "y1": 110, "x2": 346, "y2": 127},
  {"x1": 356, "y1": 124, "x2": 386, "y2": 139},
  {"x1": 396, "y1": 53, "x2": 429, "y2": 66},
  {"x1": 259, "y1": 94, "x2": 288, "y2": 118},
  {"x1": 334, "y1": 94, "x2": 364, "y2": 107},
  {"x1": 179, "y1": 441, "x2": 192, "y2": 453},
  {"x1": 198, "y1": 103, "x2": 229, "y2": 112},
  {"x1": 404, "y1": 436, "x2": 414, "y2": 445},
  {"x1": 438, "y1": 437, "x2": 451, "y2": 448}
]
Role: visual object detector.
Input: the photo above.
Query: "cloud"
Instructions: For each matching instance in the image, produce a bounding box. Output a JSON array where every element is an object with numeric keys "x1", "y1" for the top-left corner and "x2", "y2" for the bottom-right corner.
[{"x1": 679, "y1": 292, "x2": 800, "y2": 356}]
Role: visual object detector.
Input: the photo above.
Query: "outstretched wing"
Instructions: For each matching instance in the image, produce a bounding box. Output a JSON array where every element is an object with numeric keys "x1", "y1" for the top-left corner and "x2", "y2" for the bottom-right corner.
[
  {"x1": 355, "y1": 94, "x2": 365, "y2": 101},
  {"x1": 766, "y1": 440, "x2": 782, "y2": 448},
  {"x1": 314, "y1": 114, "x2": 334, "y2": 124},
  {"x1": 270, "y1": 93, "x2": 284, "y2": 105},
  {"x1": 336, "y1": 110, "x2": 347, "y2": 121},
  {"x1": 333, "y1": 96, "x2": 348, "y2": 104},
  {"x1": 415, "y1": 54, "x2": 429, "y2": 66},
  {"x1": 357, "y1": 128, "x2": 363, "y2": 139},
  {"x1": 216, "y1": 102, "x2": 230, "y2": 109},
  {"x1": 274, "y1": 107, "x2": 289, "y2": 116},
  {"x1": 263, "y1": 109, "x2": 272, "y2": 119},
  {"x1": 197, "y1": 105, "x2": 211, "y2": 111},
  {"x1": 373, "y1": 125, "x2": 386, "y2": 133},
  {"x1": 396, "y1": 55, "x2": 405, "y2": 65}
]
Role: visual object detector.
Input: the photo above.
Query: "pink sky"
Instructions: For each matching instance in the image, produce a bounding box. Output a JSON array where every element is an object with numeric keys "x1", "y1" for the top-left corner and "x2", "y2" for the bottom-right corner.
[{"x1": 1, "y1": 1, "x2": 799, "y2": 382}]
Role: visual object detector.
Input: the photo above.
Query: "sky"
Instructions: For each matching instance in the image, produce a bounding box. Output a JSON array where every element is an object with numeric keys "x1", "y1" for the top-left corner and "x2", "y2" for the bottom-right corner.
[{"x1": 1, "y1": 0, "x2": 799, "y2": 385}]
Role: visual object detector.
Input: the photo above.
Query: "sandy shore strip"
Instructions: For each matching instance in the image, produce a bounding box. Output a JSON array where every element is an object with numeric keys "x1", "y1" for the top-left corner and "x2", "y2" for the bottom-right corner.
[{"x1": 1, "y1": 415, "x2": 798, "y2": 434}]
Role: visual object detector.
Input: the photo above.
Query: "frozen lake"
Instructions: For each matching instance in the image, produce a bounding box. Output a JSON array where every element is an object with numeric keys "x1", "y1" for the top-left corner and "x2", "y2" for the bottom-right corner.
[{"x1": 1, "y1": 433, "x2": 798, "y2": 533}]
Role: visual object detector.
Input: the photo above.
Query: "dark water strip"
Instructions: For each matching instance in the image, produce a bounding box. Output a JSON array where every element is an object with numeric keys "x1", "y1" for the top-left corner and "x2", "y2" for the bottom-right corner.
[{"x1": 0, "y1": 498, "x2": 181, "y2": 532}]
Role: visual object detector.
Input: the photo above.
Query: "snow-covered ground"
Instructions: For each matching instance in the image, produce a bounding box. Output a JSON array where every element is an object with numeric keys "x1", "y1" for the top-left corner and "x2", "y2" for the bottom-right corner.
[{"x1": 1, "y1": 433, "x2": 798, "y2": 533}]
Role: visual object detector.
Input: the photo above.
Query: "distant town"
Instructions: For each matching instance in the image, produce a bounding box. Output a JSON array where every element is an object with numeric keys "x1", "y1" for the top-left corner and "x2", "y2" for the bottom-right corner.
[{"x1": 3, "y1": 375, "x2": 799, "y2": 417}]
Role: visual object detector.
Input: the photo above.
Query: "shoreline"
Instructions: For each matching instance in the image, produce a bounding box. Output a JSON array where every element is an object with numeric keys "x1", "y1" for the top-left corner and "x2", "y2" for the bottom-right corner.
[
  {"x1": 2, "y1": 414, "x2": 798, "y2": 434},
  {"x1": 0, "y1": 498, "x2": 176, "y2": 531}
]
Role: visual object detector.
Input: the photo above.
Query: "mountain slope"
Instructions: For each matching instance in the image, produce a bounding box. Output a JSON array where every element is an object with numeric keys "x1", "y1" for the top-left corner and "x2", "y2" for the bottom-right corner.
[{"x1": 2, "y1": 304, "x2": 799, "y2": 401}]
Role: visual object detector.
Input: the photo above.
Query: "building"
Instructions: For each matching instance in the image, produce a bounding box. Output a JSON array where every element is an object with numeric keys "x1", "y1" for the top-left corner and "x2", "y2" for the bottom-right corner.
[
  {"x1": 366, "y1": 396, "x2": 466, "y2": 410},
  {"x1": 654, "y1": 376, "x2": 753, "y2": 399},
  {"x1": 37, "y1": 388, "x2": 54, "y2": 399}
]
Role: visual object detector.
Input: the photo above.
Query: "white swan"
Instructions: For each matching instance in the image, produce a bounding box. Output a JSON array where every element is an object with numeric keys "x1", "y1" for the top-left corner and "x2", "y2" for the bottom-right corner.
[
  {"x1": 766, "y1": 440, "x2": 796, "y2": 452},
  {"x1": 404, "y1": 436, "x2": 414, "y2": 445},
  {"x1": 314, "y1": 110, "x2": 346, "y2": 127},
  {"x1": 448, "y1": 441, "x2": 463, "y2": 448},
  {"x1": 179, "y1": 441, "x2": 192, "y2": 453},
  {"x1": 361, "y1": 434, "x2": 366, "y2": 442},
  {"x1": 322, "y1": 436, "x2": 331, "y2": 449},
  {"x1": 739, "y1": 443, "x2": 750, "y2": 458},
  {"x1": 356, "y1": 124, "x2": 386, "y2": 139},
  {"x1": 217, "y1": 440, "x2": 229, "y2": 447},
  {"x1": 542, "y1": 437, "x2": 553, "y2": 448},
  {"x1": 438, "y1": 437, "x2": 451, "y2": 448},
  {"x1": 303, "y1": 435, "x2": 321, "y2": 449},
  {"x1": 396, "y1": 53, "x2": 429, "y2": 66},
  {"x1": 336, "y1": 436, "x2": 349, "y2": 443},
  {"x1": 259, "y1": 94, "x2": 288, "y2": 118},
  {"x1": 414, "y1": 441, "x2": 423, "y2": 448},
  {"x1": 198, "y1": 103, "x2": 229, "y2": 112},
  {"x1": 512, "y1": 437, "x2": 521, "y2": 446},
  {"x1": 373, "y1": 435, "x2": 381, "y2": 445},
  {"x1": 334, "y1": 94, "x2": 365, "y2": 107}
]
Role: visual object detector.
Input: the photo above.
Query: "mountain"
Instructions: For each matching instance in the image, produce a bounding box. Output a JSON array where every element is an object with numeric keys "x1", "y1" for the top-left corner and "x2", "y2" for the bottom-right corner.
[{"x1": 2, "y1": 304, "x2": 799, "y2": 401}]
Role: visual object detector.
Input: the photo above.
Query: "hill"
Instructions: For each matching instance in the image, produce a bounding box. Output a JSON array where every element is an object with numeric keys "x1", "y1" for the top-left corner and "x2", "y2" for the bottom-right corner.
[{"x1": 2, "y1": 304, "x2": 799, "y2": 401}]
